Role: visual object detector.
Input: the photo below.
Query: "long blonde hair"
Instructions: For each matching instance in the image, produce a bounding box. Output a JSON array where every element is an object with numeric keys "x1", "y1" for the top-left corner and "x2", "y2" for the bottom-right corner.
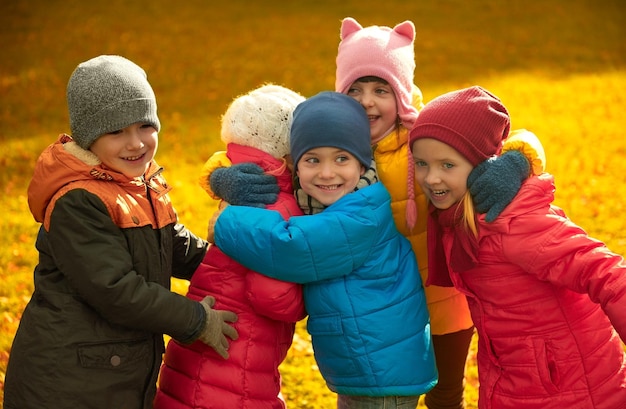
[{"x1": 460, "y1": 191, "x2": 478, "y2": 237}]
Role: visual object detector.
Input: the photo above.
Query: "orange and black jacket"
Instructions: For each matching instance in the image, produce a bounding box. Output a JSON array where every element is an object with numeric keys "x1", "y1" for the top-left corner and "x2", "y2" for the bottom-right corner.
[{"x1": 4, "y1": 134, "x2": 208, "y2": 409}]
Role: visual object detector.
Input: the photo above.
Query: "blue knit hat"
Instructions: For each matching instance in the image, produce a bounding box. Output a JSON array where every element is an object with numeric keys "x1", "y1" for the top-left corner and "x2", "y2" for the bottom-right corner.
[{"x1": 290, "y1": 91, "x2": 372, "y2": 169}]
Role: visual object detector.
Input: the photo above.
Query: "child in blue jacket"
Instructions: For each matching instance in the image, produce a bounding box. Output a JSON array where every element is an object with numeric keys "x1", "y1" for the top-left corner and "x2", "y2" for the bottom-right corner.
[{"x1": 210, "y1": 91, "x2": 437, "y2": 409}]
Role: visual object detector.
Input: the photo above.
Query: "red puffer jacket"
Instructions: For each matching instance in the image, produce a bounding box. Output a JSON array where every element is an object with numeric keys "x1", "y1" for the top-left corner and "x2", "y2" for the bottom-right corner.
[
  {"x1": 444, "y1": 174, "x2": 626, "y2": 409},
  {"x1": 154, "y1": 144, "x2": 306, "y2": 409}
]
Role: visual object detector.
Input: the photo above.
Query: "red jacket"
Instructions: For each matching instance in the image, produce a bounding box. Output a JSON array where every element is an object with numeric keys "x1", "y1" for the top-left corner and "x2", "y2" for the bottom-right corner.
[
  {"x1": 444, "y1": 174, "x2": 626, "y2": 409},
  {"x1": 154, "y1": 144, "x2": 306, "y2": 409}
]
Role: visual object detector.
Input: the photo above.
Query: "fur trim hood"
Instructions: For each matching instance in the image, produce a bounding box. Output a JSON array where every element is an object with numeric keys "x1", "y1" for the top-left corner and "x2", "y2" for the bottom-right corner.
[{"x1": 28, "y1": 134, "x2": 160, "y2": 223}]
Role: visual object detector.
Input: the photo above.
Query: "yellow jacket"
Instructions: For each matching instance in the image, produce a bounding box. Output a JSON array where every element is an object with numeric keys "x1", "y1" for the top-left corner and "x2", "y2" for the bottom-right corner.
[{"x1": 374, "y1": 125, "x2": 474, "y2": 335}]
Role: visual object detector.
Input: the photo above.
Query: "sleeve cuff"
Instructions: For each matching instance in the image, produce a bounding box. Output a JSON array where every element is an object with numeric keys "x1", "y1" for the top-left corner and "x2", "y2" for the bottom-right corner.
[
  {"x1": 502, "y1": 129, "x2": 546, "y2": 176},
  {"x1": 198, "y1": 151, "x2": 232, "y2": 199}
]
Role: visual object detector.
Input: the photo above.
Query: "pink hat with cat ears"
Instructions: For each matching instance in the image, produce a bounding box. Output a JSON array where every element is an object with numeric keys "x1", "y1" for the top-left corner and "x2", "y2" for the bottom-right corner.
[{"x1": 335, "y1": 17, "x2": 418, "y2": 129}]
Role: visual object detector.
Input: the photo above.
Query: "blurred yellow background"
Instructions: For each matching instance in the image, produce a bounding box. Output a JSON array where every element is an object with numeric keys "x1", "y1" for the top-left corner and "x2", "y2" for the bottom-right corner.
[{"x1": 1, "y1": 1, "x2": 625, "y2": 407}]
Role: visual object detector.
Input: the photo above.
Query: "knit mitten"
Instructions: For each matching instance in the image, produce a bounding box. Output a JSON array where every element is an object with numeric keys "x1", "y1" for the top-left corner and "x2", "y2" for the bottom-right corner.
[
  {"x1": 197, "y1": 296, "x2": 239, "y2": 359},
  {"x1": 468, "y1": 150, "x2": 530, "y2": 222},
  {"x1": 210, "y1": 163, "x2": 279, "y2": 207}
]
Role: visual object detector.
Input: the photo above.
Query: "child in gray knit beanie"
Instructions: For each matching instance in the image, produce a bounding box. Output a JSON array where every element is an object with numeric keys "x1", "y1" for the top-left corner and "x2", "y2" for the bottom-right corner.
[{"x1": 4, "y1": 55, "x2": 239, "y2": 409}]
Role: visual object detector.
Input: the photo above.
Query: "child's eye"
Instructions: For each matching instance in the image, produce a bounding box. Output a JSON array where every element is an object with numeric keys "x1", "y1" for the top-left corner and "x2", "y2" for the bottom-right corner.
[
  {"x1": 443, "y1": 162, "x2": 454, "y2": 169},
  {"x1": 336, "y1": 155, "x2": 350, "y2": 163},
  {"x1": 107, "y1": 129, "x2": 123, "y2": 135},
  {"x1": 305, "y1": 157, "x2": 319, "y2": 164},
  {"x1": 414, "y1": 160, "x2": 427, "y2": 167}
]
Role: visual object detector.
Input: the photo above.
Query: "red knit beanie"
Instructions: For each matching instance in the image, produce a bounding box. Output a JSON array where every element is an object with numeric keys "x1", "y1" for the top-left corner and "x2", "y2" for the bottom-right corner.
[{"x1": 409, "y1": 86, "x2": 510, "y2": 166}]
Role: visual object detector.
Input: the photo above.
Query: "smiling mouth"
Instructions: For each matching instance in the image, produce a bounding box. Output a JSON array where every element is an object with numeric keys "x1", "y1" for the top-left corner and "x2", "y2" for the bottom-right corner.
[
  {"x1": 124, "y1": 153, "x2": 144, "y2": 161},
  {"x1": 317, "y1": 184, "x2": 340, "y2": 191},
  {"x1": 431, "y1": 189, "x2": 447, "y2": 197}
]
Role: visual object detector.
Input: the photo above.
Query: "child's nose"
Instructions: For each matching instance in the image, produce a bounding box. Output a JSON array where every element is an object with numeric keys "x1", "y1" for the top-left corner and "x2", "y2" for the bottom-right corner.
[
  {"x1": 319, "y1": 163, "x2": 336, "y2": 178},
  {"x1": 126, "y1": 130, "x2": 145, "y2": 149},
  {"x1": 424, "y1": 169, "x2": 441, "y2": 185},
  {"x1": 360, "y1": 92, "x2": 375, "y2": 107}
]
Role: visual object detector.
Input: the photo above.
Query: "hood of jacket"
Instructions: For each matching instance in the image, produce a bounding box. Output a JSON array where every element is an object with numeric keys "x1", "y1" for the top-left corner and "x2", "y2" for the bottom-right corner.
[
  {"x1": 28, "y1": 134, "x2": 162, "y2": 224},
  {"x1": 225, "y1": 142, "x2": 294, "y2": 195}
]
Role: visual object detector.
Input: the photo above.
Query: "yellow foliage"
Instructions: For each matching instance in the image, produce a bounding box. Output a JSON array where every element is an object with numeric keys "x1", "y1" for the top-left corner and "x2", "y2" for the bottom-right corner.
[{"x1": 1, "y1": 0, "x2": 625, "y2": 408}]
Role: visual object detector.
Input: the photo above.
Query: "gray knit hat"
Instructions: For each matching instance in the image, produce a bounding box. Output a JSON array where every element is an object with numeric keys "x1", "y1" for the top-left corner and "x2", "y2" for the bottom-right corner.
[{"x1": 67, "y1": 55, "x2": 161, "y2": 149}]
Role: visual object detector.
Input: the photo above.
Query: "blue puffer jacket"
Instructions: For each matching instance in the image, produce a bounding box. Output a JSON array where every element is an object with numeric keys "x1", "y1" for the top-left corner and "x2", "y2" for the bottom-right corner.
[{"x1": 215, "y1": 182, "x2": 437, "y2": 396}]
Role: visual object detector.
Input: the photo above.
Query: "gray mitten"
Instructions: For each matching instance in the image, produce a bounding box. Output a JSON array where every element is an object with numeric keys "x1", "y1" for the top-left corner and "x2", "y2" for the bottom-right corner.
[
  {"x1": 210, "y1": 163, "x2": 279, "y2": 207},
  {"x1": 198, "y1": 296, "x2": 238, "y2": 359},
  {"x1": 468, "y1": 150, "x2": 530, "y2": 222}
]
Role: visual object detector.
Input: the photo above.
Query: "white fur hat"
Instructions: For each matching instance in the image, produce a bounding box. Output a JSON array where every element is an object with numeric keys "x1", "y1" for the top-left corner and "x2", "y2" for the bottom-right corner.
[{"x1": 220, "y1": 84, "x2": 305, "y2": 158}]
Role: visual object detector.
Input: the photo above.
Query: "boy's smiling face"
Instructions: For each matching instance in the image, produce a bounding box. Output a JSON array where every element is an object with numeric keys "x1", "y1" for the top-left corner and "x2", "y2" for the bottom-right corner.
[
  {"x1": 89, "y1": 122, "x2": 158, "y2": 179},
  {"x1": 296, "y1": 147, "x2": 365, "y2": 207}
]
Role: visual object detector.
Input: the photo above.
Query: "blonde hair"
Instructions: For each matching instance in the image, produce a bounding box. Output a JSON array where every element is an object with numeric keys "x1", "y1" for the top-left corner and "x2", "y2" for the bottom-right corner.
[{"x1": 460, "y1": 191, "x2": 478, "y2": 238}]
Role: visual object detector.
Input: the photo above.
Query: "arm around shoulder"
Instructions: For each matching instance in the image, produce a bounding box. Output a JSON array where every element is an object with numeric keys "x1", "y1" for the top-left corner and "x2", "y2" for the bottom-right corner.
[{"x1": 214, "y1": 204, "x2": 377, "y2": 283}]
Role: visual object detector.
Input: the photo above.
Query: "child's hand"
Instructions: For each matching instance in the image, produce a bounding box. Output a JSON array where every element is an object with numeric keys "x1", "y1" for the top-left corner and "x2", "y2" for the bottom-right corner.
[
  {"x1": 468, "y1": 150, "x2": 530, "y2": 222},
  {"x1": 198, "y1": 296, "x2": 239, "y2": 359},
  {"x1": 210, "y1": 163, "x2": 279, "y2": 207}
]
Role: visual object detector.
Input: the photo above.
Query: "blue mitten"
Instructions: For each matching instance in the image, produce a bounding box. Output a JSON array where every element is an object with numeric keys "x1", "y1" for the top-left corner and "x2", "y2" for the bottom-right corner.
[
  {"x1": 210, "y1": 163, "x2": 279, "y2": 207},
  {"x1": 468, "y1": 150, "x2": 530, "y2": 222}
]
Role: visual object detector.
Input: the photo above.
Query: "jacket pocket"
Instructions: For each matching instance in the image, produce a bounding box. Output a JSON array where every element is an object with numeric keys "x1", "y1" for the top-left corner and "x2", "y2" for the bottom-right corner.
[
  {"x1": 532, "y1": 338, "x2": 560, "y2": 394},
  {"x1": 78, "y1": 338, "x2": 150, "y2": 369},
  {"x1": 307, "y1": 313, "x2": 358, "y2": 379}
]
